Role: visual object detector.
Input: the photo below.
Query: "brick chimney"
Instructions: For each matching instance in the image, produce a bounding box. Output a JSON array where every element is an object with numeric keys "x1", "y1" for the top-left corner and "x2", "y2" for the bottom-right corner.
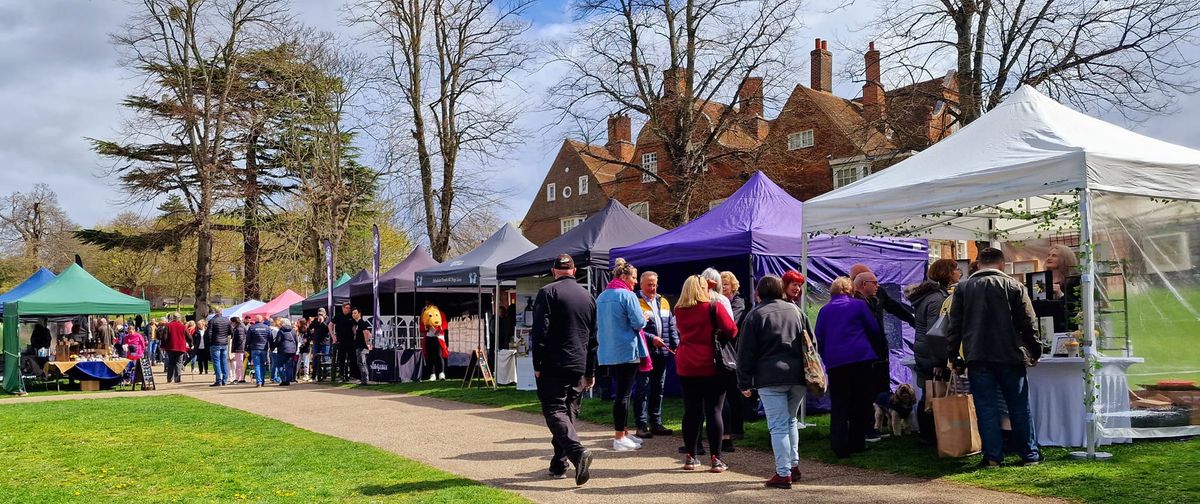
[
  {"x1": 810, "y1": 38, "x2": 832, "y2": 93},
  {"x1": 863, "y1": 41, "x2": 885, "y2": 122},
  {"x1": 605, "y1": 114, "x2": 634, "y2": 161},
  {"x1": 737, "y1": 76, "x2": 764, "y2": 117},
  {"x1": 662, "y1": 67, "x2": 690, "y2": 98}
]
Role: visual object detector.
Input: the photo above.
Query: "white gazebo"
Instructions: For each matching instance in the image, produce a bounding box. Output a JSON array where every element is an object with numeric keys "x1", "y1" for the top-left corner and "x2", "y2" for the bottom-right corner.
[{"x1": 804, "y1": 85, "x2": 1200, "y2": 457}]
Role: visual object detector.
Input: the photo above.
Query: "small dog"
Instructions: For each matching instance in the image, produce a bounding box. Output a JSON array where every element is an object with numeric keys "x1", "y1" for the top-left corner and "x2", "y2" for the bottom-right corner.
[{"x1": 874, "y1": 383, "x2": 917, "y2": 437}]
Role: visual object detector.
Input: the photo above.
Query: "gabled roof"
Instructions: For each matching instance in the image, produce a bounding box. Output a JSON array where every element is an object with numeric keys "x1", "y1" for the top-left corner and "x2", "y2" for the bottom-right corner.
[
  {"x1": 566, "y1": 140, "x2": 625, "y2": 184},
  {"x1": 0, "y1": 267, "x2": 56, "y2": 316},
  {"x1": 244, "y1": 289, "x2": 305, "y2": 318},
  {"x1": 414, "y1": 223, "x2": 537, "y2": 287},
  {"x1": 786, "y1": 86, "x2": 896, "y2": 156},
  {"x1": 350, "y1": 245, "x2": 439, "y2": 296}
]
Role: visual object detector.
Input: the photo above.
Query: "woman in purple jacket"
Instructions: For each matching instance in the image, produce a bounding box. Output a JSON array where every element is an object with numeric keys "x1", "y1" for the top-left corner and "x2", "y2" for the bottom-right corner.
[{"x1": 814, "y1": 276, "x2": 882, "y2": 458}]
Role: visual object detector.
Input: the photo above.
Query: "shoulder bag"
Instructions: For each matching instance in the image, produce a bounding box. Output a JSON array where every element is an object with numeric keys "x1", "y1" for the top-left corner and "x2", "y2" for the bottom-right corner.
[
  {"x1": 790, "y1": 303, "x2": 827, "y2": 397},
  {"x1": 709, "y1": 304, "x2": 737, "y2": 374}
]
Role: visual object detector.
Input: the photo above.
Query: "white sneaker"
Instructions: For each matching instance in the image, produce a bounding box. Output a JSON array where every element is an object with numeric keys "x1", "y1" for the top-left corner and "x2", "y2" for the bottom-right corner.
[
  {"x1": 626, "y1": 434, "x2": 644, "y2": 445},
  {"x1": 612, "y1": 437, "x2": 641, "y2": 452},
  {"x1": 438, "y1": 372, "x2": 446, "y2": 380}
]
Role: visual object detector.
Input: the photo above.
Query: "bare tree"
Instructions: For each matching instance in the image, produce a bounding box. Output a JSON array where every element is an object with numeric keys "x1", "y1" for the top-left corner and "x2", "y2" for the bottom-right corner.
[
  {"x1": 86, "y1": 0, "x2": 287, "y2": 318},
  {"x1": 351, "y1": 0, "x2": 535, "y2": 261},
  {"x1": 0, "y1": 184, "x2": 76, "y2": 268},
  {"x1": 547, "y1": 0, "x2": 803, "y2": 226},
  {"x1": 870, "y1": 0, "x2": 1200, "y2": 125}
]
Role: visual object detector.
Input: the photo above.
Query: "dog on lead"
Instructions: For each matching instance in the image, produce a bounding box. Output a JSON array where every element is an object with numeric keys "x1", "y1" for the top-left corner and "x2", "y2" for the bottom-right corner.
[{"x1": 874, "y1": 383, "x2": 917, "y2": 437}]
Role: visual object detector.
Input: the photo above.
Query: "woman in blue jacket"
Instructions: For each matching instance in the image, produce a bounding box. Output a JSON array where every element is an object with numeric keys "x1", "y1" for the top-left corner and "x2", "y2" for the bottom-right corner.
[
  {"x1": 815, "y1": 276, "x2": 882, "y2": 458},
  {"x1": 596, "y1": 258, "x2": 647, "y2": 452}
]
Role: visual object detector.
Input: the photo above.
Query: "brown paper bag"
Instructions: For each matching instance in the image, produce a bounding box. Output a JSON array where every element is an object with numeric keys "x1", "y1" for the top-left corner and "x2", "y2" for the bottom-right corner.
[
  {"x1": 925, "y1": 379, "x2": 949, "y2": 412},
  {"x1": 931, "y1": 377, "x2": 981, "y2": 458}
]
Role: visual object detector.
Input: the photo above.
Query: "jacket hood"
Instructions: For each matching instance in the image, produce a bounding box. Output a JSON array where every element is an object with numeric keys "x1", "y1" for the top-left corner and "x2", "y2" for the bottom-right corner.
[
  {"x1": 905, "y1": 281, "x2": 945, "y2": 303},
  {"x1": 606, "y1": 277, "x2": 632, "y2": 291}
]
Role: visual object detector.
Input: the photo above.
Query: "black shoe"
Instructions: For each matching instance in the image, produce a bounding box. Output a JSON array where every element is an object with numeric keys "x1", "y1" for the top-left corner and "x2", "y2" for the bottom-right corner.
[
  {"x1": 635, "y1": 427, "x2": 654, "y2": 439},
  {"x1": 651, "y1": 425, "x2": 674, "y2": 436},
  {"x1": 575, "y1": 450, "x2": 593, "y2": 486},
  {"x1": 979, "y1": 459, "x2": 1002, "y2": 469},
  {"x1": 359, "y1": 381, "x2": 369, "y2": 386},
  {"x1": 209, "y1": 383, "x2": 220, "y2": 387},
  {"x1": 1020, "y1": 453, "x2": 1044, "y2": 466},
  {"x1": 722, "y1": 439, "x2": 736, "y2": 453}
]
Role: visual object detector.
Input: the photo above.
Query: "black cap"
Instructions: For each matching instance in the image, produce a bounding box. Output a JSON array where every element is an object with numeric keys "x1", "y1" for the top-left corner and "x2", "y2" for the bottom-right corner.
[{"x1": 553, "y1": 254, "x2": 575, "y2": 270}]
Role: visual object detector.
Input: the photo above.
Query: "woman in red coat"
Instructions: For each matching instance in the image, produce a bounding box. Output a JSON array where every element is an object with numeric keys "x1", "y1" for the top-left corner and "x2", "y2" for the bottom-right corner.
[{"x1": 674, "y1": 275, "x2": 738, "y2": 473}]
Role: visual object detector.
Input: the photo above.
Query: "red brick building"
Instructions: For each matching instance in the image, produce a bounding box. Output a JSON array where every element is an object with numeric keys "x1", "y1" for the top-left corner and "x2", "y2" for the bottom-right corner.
[{"x1": 519, "y1": 39, "x2": 958, "y2": 245}]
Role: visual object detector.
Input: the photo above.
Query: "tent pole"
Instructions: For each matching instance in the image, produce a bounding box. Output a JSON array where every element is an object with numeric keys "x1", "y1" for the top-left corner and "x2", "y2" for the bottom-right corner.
[{"x1": 1070, "y1": 188, "x2": 1108, "y2": 461}]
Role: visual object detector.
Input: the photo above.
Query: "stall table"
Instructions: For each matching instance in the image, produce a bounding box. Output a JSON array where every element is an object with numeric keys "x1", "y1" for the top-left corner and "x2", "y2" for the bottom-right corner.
[
  {"x1": 1029, "y1": 356, "x2": 1142, "y2": 447},
  {"x1": 44, "y1": 359, "x2": 132, "y2": 389}
]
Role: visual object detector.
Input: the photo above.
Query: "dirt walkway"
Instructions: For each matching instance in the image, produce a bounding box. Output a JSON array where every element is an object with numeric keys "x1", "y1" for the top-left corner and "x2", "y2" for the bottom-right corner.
[{"x1": 5, "y1": 372, "x2": 1065, "y2": 504}]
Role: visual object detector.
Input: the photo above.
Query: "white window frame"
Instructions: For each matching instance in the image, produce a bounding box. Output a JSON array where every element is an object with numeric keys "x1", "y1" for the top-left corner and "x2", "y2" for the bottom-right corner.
[
  {"x1": 562, "y1": 185, "x2": 572, "y2": 199},
  {"x1": 546, "y1": 183, "x2": 556, "y2": 202},
  {"x1": 641, "y1": 152, "x2": 658, "y2": 183},
  {"x1": 560, "y1": 215, "x2": 586, "y2": 235},
  {"x1": 629, "y1": 201, "x2": 650, "y2": 220},
  {"x1": 832, "y1": 163, "x2": 870, "y2": 189},
  {"x1": 787, "y1": 129, "x2": 815, "y2": 150},
  {"x1": 578, "y1": 175, "x2": 589, "y2": 195}
]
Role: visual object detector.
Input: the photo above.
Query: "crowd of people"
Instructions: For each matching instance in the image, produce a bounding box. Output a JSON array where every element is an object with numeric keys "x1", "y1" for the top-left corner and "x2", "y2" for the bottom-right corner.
[
  {"x1": 118, "y1": 302, "x2": 377, "y2": 388},
  {"x1": 529, "y1": 248, "x2": 1044, "y2": 488}
]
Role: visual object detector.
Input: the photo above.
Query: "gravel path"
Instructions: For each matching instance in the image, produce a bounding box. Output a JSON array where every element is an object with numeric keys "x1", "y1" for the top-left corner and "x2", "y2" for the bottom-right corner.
[{"x1": 5, "y1": 371, "x2": 1067, "y2": 504}]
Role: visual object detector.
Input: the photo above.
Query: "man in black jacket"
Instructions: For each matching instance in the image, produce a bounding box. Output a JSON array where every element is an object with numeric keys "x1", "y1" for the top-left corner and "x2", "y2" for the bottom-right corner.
[
  {"x1": 531, "y1": 254, "x2": 597, "y2": 486},
  {"x1": 850, "y1": 264, "x2": 915, "y2": 442},
  {"x1": 207, "y1": 308, "x2": 232, "y2": 387},
  {"x1": 947, "y1": 247, "x2": 1041, "y2": 468}
]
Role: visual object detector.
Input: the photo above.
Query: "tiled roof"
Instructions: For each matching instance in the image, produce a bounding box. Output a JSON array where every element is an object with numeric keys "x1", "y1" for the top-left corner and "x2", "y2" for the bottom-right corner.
[
  {"x1": 791, "y1": 86, "x2": 896, "y2": 155},
  {"x1": 565, "y1": 140, "x2": 625, "y2": 184}
]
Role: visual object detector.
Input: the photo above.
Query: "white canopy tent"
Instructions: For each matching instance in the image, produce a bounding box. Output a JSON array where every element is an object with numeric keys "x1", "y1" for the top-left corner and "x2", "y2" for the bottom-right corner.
[
  {"x1": 804, "y1": 85, "x2": 1200, "y2": 458},
  {"x1": 804, "y1": 86, "x2": 1200, "y2": 241}
]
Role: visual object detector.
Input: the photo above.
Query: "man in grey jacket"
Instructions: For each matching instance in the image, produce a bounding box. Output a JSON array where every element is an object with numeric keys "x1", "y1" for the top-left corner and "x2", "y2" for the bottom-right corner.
[{"x1": 947, "y1": 247, "x2": 1042, "y2": 468}]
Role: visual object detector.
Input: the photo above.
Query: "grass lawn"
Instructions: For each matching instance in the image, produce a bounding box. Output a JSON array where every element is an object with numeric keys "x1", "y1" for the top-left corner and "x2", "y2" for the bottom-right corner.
[
  {"x1": 347, "y1": 381, "x2": 1199, "y2": 504},
  {"x1": 1124, "y1": 287, "x2": 1200, "y2": 384},
  {"x1": 0, "y1": 395, "x2": 528, "y2": 503}
]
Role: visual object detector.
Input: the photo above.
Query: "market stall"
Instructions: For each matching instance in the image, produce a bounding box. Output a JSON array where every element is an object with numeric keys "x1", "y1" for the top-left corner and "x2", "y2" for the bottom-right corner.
[
  {"x1": 0, "y1": 268, "x2": 56, "y2": 316},
  {"x1": 223, "y1": 299, "x2": 265, "y2": 320},
  {"x1": 347, "y1": 246, "x2": 441, "y2": 383},
  {"x1": 289, "y1": 273, "x2": 352, "y2": 317},
  {"x1": 610, "y1": 171, "x2": 928, "y2": 399},
  {"x1": 2, "y1": 264, "x2": 150, "y2": 394},
  {"x1": 804, "y1": 85, "x2": 1200, "y2": 455},
  {"x1": 415, "y1": 223, "x2": 536, "y2": 368},
  {"x1": 497, "y1": 199, "x2": 666, "y2": 387},
  {"x1": 243, "y1": 289, "x2": 304, "y2": 320}
]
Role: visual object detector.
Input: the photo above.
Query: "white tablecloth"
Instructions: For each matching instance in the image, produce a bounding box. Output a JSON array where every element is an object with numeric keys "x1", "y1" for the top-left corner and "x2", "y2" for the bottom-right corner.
[
  {"x1": 495, "y1": 350, "x2": 518, "y2": 385},
  {"x1": 515, "y1": 355, "x2": 537, "y2": 391},
  {"x1": 1028, "y1": 356, "x2": 1142, "y2": 447}
]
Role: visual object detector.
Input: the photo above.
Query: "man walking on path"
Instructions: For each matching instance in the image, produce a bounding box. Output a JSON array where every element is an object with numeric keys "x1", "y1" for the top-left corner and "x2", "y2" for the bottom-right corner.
[
  {"x1": 531, "y1": 254, "x2": 598, "y2": 486},
  {"x1": 162, "y1": 314, "x2": 190, "y2": 383},
  {"x1": 246, "y1": 315, "x2": 274, "y2": 387},
  {"x1": 207, "y1": 307, "x2": 232, "y2": 386},
  {"x1": 947, "y1": 247, "x2": 1043, "y2": 468}
]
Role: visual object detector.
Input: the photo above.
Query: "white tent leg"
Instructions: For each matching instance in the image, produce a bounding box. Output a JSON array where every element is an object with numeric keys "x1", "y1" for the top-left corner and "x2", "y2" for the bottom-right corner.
[{"x1": 1070, "y1": 188, "x2": 1111, "y2": 461}]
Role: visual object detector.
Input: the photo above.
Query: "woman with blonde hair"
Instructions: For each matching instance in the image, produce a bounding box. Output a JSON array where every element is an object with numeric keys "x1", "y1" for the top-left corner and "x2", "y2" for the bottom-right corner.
[
  {"x1": 1045, "y1": 244, "x2": 1080, "y2": 303},
  {"x1": 674, "y1": 274, "x2": 738, "y2": 473},
  {"x1": 596, "y1": 258, "x2": 647, "y2": 452}
]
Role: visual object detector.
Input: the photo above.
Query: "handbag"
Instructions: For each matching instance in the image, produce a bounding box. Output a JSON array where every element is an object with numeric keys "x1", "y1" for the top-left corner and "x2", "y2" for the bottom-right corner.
[
  {"x1": 709, "y1": 304, "x2": 737, "y2": 374},
  {"x1": 790, "y1": 304, "x2": 827, "y2": 397},
  {"x1": 930, "y1": 373, "x2": 982, "y2": 458},
  {"x1": 925, "y1": 312, "x2": 949, "y2": 338}
]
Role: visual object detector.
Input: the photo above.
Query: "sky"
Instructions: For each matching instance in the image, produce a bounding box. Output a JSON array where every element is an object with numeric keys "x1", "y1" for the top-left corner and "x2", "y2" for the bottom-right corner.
[{"x1": 2, "y1": 0, "x2": 1199, "y2": 233}]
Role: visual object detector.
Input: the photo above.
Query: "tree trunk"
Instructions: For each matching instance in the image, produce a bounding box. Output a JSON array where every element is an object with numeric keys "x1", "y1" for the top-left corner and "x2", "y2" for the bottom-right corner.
[
  {"x1": 194, "y1": 222, "x2": 213, "y2": 319},
  {"x1": 954, "y1": 4, "x2": 981, "y2": 125},
  {"x1": 242, "y1": 131, "x2": 262, "y2": 300}
]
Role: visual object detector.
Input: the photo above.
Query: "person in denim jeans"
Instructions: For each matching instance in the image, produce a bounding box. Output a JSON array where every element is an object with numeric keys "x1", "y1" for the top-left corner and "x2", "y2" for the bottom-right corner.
[
  {"x1": 634, "y1": 271, "x2": 677, "y2": 439},
  {"x1": 245, "y1": 315, "x2": 274, "y2": 387},
  {"x1": 947, "y1": 247, "x2": 1042, "y2": 468},
  {"x1": 736, "y1": 275, "x2": 809, "y2": 489}
]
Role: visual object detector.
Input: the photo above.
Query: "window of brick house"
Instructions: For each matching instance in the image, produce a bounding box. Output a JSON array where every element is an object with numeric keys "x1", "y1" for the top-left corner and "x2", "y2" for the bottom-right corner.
[
  {"x1": 641, "y1": 152, "x2": 658, "y2": 183},
  {"x1": 546, "y1": 183, "x2": 556, "y2": 202},
  {"x1": 787, "y1": 129, "x2": 815, "y2": 150},
  {"x1": 560, "y1": 215, "x2": 585, "y2": 235},
  {"x1": 629, "y1": 201, "x2": 649, "y2": 220},
  {"x1": 832, "y1": 163, "x2": 870, "y2": 189},
  {"x1": 562, "y1": 185, "x2": 572, "y2": 199},
  {"x1": 578, "y1": 175, "x2": 589, "y2": 195}
]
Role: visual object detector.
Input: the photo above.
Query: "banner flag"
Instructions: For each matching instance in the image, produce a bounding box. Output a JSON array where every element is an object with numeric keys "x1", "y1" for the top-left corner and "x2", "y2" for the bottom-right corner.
[
  {"x1": 372, "y1": 224, "x2": 382, "y2": 333},
  {"x1": 324, "y1": 239, "x2": 334, "y2": 317}
]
